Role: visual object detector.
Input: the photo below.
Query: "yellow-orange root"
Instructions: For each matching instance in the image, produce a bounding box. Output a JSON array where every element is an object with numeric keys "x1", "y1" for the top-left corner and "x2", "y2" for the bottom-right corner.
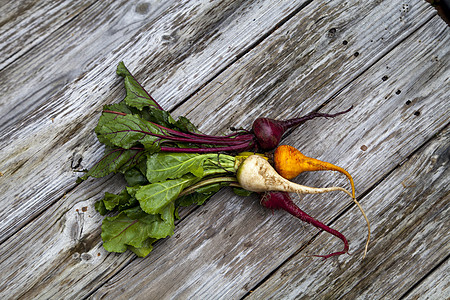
[
  {"x1": 274, "y1": 144, "x2": 370, "y2": 258},
  {"x1": 274, "y1": 145, "x2": 355, "y2": 197}
]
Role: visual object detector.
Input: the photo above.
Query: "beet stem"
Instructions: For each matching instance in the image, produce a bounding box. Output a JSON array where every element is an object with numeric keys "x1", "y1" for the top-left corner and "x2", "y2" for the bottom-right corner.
[
  {"x1": 103, "y1": 110, "x2": 127, "y2": 116},
  {"x1": 284, "y1": 201, "x2": 349, "y2": 259},
  {"x1": 160, "y1": 141, "x2": 254, "y2": 153},
  {"x1": 103, "y1": 110, "x2": 254, "y2": 145}
]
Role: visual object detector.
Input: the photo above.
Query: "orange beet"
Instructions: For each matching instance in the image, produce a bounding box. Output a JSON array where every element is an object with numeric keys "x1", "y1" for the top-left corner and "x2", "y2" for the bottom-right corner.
[
  {"x1": 274, "y1": 145, "x2": 355, "y2": 198},
  {"x1": 274, "y1": 144, "x2": 370, "y2": 257}
]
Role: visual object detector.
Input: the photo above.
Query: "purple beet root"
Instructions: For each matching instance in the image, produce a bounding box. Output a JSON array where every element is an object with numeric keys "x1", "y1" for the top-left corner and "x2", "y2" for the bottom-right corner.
[
  {"x1": 260, "y1": 191, "x2": 349, "y2": 259},
  {"x1": 252, "y1": 106, "x2": 353, "y2": 150}
]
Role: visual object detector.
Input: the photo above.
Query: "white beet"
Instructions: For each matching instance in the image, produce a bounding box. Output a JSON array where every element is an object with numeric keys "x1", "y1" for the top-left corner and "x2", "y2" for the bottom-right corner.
[{"x1": 236, "y1": 155, "x2": 352, "y2": 196}]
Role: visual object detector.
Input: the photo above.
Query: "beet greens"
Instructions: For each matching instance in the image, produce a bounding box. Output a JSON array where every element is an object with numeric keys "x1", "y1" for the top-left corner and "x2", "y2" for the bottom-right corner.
[
  {"x1": 80, "y1": 62, "x2": 351, "y2": 182},
  {"x1": 81, "y1": 62, "x2": 360, "y2": 259}
]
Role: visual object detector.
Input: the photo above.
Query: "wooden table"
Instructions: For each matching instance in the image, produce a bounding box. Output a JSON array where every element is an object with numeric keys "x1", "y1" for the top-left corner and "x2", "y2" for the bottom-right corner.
[{"x1": 1, "y1": 1, "x2": 448, "y2": 299}]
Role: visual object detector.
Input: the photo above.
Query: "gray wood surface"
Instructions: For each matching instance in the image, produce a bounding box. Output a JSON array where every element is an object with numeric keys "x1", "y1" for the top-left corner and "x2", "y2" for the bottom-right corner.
[
  {"x1": 248, "y1": 124, "x2": 450, "y2": 299},
  {"x1": 403, "y1": 258, "x2": 450, "y2": 300},
  {"x1": 0, "y1": 0, "x2": 307, "y2": 244},
  {"x1": 0, "y1": 0, "x2": 448, "y2": 299}
]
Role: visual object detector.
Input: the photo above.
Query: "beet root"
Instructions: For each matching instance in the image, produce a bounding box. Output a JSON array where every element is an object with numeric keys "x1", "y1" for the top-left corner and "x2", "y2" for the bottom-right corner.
[{"x1": 260, "y1": 191, "x2": 349, "y2": 259}]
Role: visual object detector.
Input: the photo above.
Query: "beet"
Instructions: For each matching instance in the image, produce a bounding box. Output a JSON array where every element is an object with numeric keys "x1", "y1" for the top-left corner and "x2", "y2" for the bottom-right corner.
[
  {"x1": 260, "y1": 191, "x2": 349, "y2": 259},
  {"x1": 252, "y1": 107, "x2": 353, "y2": 150}
]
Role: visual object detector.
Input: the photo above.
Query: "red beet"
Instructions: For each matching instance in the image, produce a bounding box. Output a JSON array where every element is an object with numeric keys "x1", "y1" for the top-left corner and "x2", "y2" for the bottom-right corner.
[
  {"x1": 260, "y1": 191, "x2": 349, "y2": 259},
  {"x1": 252, "y1": 107, "x2": 353, "y2": 150}
]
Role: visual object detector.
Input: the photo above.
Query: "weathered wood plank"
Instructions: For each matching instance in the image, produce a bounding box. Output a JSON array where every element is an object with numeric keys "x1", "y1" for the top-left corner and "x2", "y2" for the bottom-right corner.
[
  {"x1": 246, "y1": 127, "x2": 449, "y2": 299},
  {"x1": 0, "y1": 0, "x2": 176, "y2": 131},
  {"x1": 0, "y1": 0, "x2": 309, "y2": 133},
  {"x1": 0, "y1": 175, "x2": 128, "y2": 299},
  {"x1": 173, "y1": 0, "x2": 436, "y2": 133},
  {"x1": 89, "y1": 10, "x2": 449, "y2": 300},
  {"x1": 403, "y1": 258, "x2": 450, "y2": 300},
  {"x1": 241, "y1": 14, "x2": 450, "y2": 299},
  {"x1": 0, "y1": 0, "x2": 95, "y2": 70},
  {"x1": 0, "y1": 1, "x2": 447, "y2": 299},
  {"x1": 0, "y1": 0, "x2": 308, "y2": 243}
]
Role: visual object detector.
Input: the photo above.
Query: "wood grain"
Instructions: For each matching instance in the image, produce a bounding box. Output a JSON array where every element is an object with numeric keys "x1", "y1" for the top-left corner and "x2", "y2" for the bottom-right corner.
[
  {"x1": 0, "y1": 0, "x2": 177, "y2": 131},
  {"x1": 403, "y1": 258, "x2": 450, "y2": 300},
  {"x1": 246, "y1": 127, "x2": 449, "y2": 299},
  {"x1": 0, "y1": 0, "x2": 448, "y2": 298},
  {"x1": 173, "y1": 0, "x2": 436, "y2": 133},
  {"x1": 0, "y1": 0, "x2": 95, "y2": 69},
  {"x1": 0, "y1": 0, "x2": 307, "y2": 244},
  {"x1": 90, "y1": 9, "x2": 449, "y2": 300}
]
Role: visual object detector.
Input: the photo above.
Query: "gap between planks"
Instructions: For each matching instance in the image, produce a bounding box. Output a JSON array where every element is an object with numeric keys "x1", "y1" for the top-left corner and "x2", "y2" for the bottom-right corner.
[
  {"x1": 400, "y1": 252, "x2": 450, "y2": 299},
  {"x1": 169, "y1": 0, "x2": 315, "y2": 114}
]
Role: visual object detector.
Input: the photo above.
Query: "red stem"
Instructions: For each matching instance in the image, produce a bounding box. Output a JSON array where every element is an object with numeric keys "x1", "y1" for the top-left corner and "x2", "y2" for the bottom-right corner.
[
  {"x1": 103, "y1": 110, "x2": 254, "y2": 145},
  {"x1": 103, "y1": 110, "x2": 127, "y2": 116},
  {"x1": 160, "y1": 141, "x2": 254, "y2": 153}
]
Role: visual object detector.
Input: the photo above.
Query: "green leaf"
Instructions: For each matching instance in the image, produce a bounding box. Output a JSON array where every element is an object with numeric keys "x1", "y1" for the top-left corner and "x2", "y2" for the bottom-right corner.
[
  {"x1": 77, "y1": 147, "x2": 145, "y2": 182},
  {"x1": 95, "y1": 189, "x2": 139, "y2": 215},
  {"x1": 233, "y1": 187, "x2": 254, "y2": 197},
  {"x1": 176, "y1": 192, "x2": 213, "y2": 207},
  {"x1": 136, "y1": 176, "x2": 198, "y2": 214},
  {"x1": 117, "y1": 62, "x2": 161, "y2": 111},
  {"x1": 101, "y1": 203, "x2": 175, "y2": 254},
  {"x1": 124, "y1": 168, "x2": 148, "y2": 186},
  {"x1": 103, "y1": 189, "x2": 133, "y2": 211},
  {"x1": 95, "y1": 200, "x2": 108, "y2": 215},
  {"x1": 145, "y1": 107, "x2": 176, "y2": 129},
  {"x1": 160, "y1": 199, "x2": 175, "y2": 226},
  {"x1": 145, "y1": 152, "x2": 215, "y2": 183},
  {"x1": 126, "y1": 185, "x2": 140, "y2": 198},
  {"x1": 103, "y1": 102, "x2": 136, "y2": 115},
  {"x1": 128, "y1": 238, "x2": 156, "y2": 257},
  {"x1": 174, "y1": 115, "x2": 203, "y2": 134},
  {"x1": 121, "y1": 205, "x2": 148, "y2": 219},
  {"x1": 176, "y1": 182, "x2": 229, "y2": 207},
  {"x1": 103, "y1": 98, "x2": 180, "y2": 132},
  {"x1": 115, "y1": 62, "x2": 196, "y2": 131},
  {"x1": 95, "y1": 113, "x2": 164, "y2": 151},
  {"x1": 103, "y1": 101, "x2": 173, "y2": 127}
]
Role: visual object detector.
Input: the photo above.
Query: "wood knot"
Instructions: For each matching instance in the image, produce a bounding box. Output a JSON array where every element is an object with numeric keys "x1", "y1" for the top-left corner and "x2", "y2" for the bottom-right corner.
[{"x1": 71, "y1": 153, "x2": 83, "y2": 169}]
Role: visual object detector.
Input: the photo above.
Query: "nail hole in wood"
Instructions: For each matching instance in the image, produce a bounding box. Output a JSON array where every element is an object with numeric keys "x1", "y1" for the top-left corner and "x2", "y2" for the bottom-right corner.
[{"x1": 328, "y1": 28, "x2": 336, "y2": 38}]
